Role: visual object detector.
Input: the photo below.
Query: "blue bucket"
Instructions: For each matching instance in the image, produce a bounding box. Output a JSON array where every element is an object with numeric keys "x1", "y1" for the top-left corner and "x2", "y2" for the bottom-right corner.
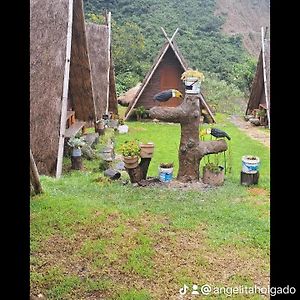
[{"x1": 159, "y1": 167, "x2": 173, "y2": 182}]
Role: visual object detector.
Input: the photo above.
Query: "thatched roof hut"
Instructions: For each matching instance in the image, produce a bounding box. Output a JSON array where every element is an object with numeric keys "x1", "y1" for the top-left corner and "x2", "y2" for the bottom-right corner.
[
  {"x1": 30, "y1": 0, "x2": 95, "y2": 177},
  {"x1": 246, "y1": 27, "x2": 270, "y2": 128},
  {"x1": 86, "y1": 20, "x2": 118, "y2": 120},
  {"x1": 124, "y1": 28, "x2": 215, "y2": 123},
  {"x1": 118, "y1": 83, "x2": 142, "y2": 107}
]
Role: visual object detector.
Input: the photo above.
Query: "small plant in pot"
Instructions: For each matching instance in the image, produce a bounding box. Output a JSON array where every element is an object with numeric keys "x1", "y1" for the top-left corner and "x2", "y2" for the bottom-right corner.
[
  {"x1": 67, "y1": 136, "x2": 86, "y2": 157},
  {"x1": 159, "y1": 162, "x2": 174, "y2": 182},
  {"x1": 139, "y1": 141, "x2": 155, "y2": 158},
  {"x1": 202, "y1": 162, "x2": 224, "y2": 186},
  {"x1": 119, "y1": 140, "x2": 141, "y2": 169}
]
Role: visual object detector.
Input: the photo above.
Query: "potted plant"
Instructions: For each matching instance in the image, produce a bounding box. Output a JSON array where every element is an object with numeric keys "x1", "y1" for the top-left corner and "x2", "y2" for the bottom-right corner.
[
  {"x1": 135, "y1": 106, "x2": 146, "y2": 121},
  {"x1": 202, "y1": 162, "x2": 224, "y2": 186},
  {"x1": 159, "y1": 162, "x2": 174, "y2": 182},
  {"x1": 181, "y1": 69, "x2": 205, "y2": 94},
  {"x1": 139, "y1": 141, "x2": 155, "y2": 158},
  {"x1": 67, "y1": 136, "x2": 86, "y2": 157},
  {"x1": 242, "y1": 155, "x2": 260, "y2": 174},
  {"x1": 120, "y1": 140, "x2": 141, "y2": 169}
]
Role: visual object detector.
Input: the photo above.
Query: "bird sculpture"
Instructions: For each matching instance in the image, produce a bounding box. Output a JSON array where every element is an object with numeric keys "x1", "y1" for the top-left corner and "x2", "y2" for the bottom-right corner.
[
  {"x1": 207, "y1": 128, "x2": 231, "y2": 140},
  {"x1": 153, "y1": 89, "x2": 183, "y2": 102}
]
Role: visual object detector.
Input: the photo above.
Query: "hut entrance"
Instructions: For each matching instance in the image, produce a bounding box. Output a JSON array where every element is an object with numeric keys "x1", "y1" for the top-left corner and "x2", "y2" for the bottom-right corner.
[{"x1": 159, "y1": 64, "x2": 183, "y2": 107}]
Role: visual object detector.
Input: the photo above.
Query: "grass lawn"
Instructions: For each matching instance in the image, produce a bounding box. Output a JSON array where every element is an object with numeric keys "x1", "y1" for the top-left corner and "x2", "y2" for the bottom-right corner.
[{"x1": 30, "y1": 114, "x2": 270, "y2": 299}]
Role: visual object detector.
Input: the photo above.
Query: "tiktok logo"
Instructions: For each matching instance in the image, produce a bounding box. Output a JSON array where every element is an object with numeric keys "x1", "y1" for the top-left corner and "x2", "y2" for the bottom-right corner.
[{"x1": 179, "y1": 284, "x2": 189, "y2": 295}]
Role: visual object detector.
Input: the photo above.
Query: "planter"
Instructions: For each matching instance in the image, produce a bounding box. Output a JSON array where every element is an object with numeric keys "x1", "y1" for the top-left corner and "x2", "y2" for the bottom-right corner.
[
  {"x1": 72, "y1": 148, "x2": 82, "y2": 157},
  {"x1": 159, "y1": 167, "x2": 173, "y2": 182},
  {"x1": 202, "y1": 166, "x2": 224, "y2": 186},
  {"x1": 123, "y1": 155, "x2": 139, "y2": 169},
  {"x1": 184, "y1": 77, "x2": 201, "y2": 94},
  {"x1": 242, "y1": 155, "x2": 260, "y2": 174},
  {"x1": 140, "y1": 143, "x2": 155, "y2": 158}
]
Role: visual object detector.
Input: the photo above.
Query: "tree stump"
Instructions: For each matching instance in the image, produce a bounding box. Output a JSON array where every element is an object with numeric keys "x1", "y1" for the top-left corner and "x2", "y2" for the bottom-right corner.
[
  {"x1": 71, "y1": 156, "x2": 83, "y2": 170},
  {"x1": 125, "y1": 158, "x2": 151, "y2": 183},
  {"x1": 240, "y1": 171, "x2": 259, "y2": 186},
  {"x1": 149, "y1": 94, "x2": 227, "y2": 182}
]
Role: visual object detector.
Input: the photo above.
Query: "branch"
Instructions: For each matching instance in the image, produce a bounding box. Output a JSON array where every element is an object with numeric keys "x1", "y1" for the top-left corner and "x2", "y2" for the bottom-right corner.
[
  {"x1": 197, "y1": 140, "x2": 227, "y2": 158},
  {"x1": 149, "y1": 106, "x2": 188, "y2": 123}
]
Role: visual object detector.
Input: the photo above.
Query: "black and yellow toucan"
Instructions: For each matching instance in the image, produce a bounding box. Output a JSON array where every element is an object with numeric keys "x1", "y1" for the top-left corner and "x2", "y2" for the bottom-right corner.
[{"x1": 153, "y1": 89, "x2": 183, "y2": 102}]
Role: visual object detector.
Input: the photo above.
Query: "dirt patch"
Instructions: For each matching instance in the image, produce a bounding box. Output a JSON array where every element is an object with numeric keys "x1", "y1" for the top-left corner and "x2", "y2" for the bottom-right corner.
[
  {"x1": 230, "y1": 115, "x2": 270, "y2": 148},
  {"x1": 31, "y1": 213, "x2": 269, "y2": 299}
]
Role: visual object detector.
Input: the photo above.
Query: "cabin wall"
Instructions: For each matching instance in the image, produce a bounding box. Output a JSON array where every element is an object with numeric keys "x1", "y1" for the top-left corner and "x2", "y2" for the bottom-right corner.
[{"x1": 137, "y1": 48, "x2": 185, "y2": 109}]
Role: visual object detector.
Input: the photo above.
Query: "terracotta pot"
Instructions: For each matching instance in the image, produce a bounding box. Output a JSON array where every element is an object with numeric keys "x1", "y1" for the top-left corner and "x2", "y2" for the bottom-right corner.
[
  {"x1": 140, "y1": 143, "x2": 155, "y2": 158},
  {"x1": 202, "y1": 166, "x2": 224, "y2": 186},
  {"x1": 122, "y1": 155, "x2": 139, "y2": 169}
]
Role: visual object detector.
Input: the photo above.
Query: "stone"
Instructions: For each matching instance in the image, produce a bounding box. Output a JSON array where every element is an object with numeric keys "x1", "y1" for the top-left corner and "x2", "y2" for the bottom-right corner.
[
  {"x1": 104, "y1": 169, "x2": 121, "y2": 180},
  {"x1": 81, "y1": 144, "x2": 96, "y2": 160},
  {"x1": 83, "y1": 133, "x2": 99, "y2": 148}
]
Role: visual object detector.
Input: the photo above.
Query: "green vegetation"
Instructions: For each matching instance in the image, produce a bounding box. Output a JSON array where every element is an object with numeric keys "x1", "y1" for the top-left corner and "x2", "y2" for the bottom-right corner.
[
  {"x1": 84, "y1": 0, "x2": 256, "y2": 110},
  {"x1": 31, "y1": 116, "x2": 270, "y2": 299}
]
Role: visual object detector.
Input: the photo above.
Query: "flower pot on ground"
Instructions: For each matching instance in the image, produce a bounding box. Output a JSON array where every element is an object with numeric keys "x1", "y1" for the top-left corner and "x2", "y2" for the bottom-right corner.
[
  {"x1": 202, "y1": 163, "x2": 224, "y2": 186},
  {"x1": 139, "y1": 142, "x2": 155, "y2": 158},
  {"x1": 67, "y1": 136, "x2": 86, "y2": 170},
  {"x1": 159, "y1": 162, "x2": 174, "y2": 182}
]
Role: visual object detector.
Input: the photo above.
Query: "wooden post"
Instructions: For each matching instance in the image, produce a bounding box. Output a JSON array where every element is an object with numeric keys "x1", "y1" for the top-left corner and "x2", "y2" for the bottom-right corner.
[
  {"x1": 125, "y1": 158, "x2": 152, "y2": 183},
  {"x1": 240, "y1": 171, "x2": 259, "y2": 186},
  {"x1": 30, "y1": 149, "x2": 43, "y2": 195},
  {"x1": 71, "y1": 156, "x2": 83, "y2": 170}
]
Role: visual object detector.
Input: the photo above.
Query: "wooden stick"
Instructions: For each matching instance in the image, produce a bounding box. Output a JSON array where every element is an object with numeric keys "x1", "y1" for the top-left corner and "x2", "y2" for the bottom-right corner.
[{"x1": 30, "y1": 149, "x2": 43, "y2": 194}]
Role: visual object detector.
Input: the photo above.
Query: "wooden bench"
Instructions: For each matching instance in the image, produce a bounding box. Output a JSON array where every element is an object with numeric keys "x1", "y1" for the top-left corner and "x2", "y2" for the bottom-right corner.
[
  {"x1": 66, "y1": 110, "x2": 76, "y2": 128},
  {"x1": 65, "y1": 121, "x2": 86, "y2": 138}
]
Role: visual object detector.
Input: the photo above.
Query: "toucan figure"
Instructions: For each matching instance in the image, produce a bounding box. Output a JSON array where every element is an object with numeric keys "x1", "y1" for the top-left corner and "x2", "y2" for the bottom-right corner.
[
  {"x1": 153, "y1": 89, "x2": 183, "y2": 102},
  {"x1": 206, "y1": 128, "x2": 231, "y2": 140}
]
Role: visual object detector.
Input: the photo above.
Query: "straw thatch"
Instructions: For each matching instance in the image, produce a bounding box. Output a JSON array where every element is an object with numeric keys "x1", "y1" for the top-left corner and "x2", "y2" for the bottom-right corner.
[
  {"x1": 246, "y1": 27, "x2": 270, "y2": 123},
  {"x1": 30, "y1": 0, "x2": 96, "y2": 176},
  {"x1": 124, "y1": 28, "x2": 215, "y2": 123},
  {"x1": 30, "y1": 0, "x2": 69, "y2": 175},
  {"x1": 86, "y1": 22, "x2": 118, "y2": 119},
  {"x1": 68, "y1": 0, "x2": 95, "y2": 122},
  {"x1": 118, "y1": 83, "x2": 142, "y2": 107}
]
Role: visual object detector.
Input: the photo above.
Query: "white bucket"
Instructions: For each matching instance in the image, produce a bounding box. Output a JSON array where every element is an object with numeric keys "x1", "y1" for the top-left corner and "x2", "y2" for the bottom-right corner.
[
  {"x1": 159, "y1": 167, "x2": 173, "y2": 182},
  {"x1": 72, "y1": 148, "x2": 82, "y2": 157},
  {"x1": 184, "y1": 77, "x2": 201, "y2": 94},
  {"x1": 242, "y1": 155, "x2": 260, "y2": 174}
]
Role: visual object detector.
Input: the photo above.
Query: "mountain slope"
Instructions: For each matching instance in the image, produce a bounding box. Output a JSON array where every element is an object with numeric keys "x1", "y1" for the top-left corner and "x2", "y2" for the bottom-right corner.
[{"x1": 215, "y1": 0, "x2": 270, "y2": 57}]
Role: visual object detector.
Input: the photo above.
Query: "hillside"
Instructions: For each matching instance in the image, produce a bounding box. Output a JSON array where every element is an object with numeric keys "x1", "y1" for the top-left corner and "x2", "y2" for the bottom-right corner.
[{"x1": 215, "y1": 0, "x2": 270, "y2": 57}]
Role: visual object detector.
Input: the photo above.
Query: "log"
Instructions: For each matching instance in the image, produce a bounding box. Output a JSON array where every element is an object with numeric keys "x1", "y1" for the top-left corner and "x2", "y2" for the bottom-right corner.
[
  {"x1": 30, "y1": 149, "x2": 43, "y2": 195},
  {"x1": 71, "y1": 156, "x2": 83, "y2": 170},
  {"x1": 125, "y1": 158, "x2": 152, "y2": 183},
  {"x1": 240, "y1": 171, "x2": 259, "y2": 186}
]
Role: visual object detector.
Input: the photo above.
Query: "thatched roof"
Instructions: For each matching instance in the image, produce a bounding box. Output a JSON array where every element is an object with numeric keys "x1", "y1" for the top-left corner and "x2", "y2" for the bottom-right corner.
[
  {"x1": 68, "y1": 0, "x2": 95, "y2": 122},
  {"x1": 30, "y1": 0, "x2": 96, "y2": 176},
  {"x1": 124, "y1": 28, "x2": 215, "y2": 123},
  {"x1": 246, "y1": 27, "x2": 270, "y2": 125},
  {"x1": 118, "y1": 83, "x2": 142, "y2": 107},
  {"x1": 86, "y1": 22, "x2": 118, "y2": 119}
]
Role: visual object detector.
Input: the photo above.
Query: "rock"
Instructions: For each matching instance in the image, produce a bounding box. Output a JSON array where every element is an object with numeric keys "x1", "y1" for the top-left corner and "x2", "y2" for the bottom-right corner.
[
  {"x1": 118, "y1": 124, "x2": 129, "y2": 134},
  {"x1": 104, "y1": 169, "x2": 121, "y2": 180},
  {"x1": 81, "y1": 144, "x2": 96, "y2": 160},
  {"x1": 249, "y1": 118, "x2": 260, "y2": 126},
  {"x1": 115, "y1": 161, "x2": 125, "y2": 170},
  {"x1": 83, "y1": 133, "x2": 99, "y2": 148}
]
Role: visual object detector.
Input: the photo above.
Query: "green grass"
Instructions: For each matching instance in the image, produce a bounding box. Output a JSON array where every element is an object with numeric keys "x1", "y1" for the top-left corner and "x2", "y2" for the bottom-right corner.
[{"x1": 30, "y1": 114, "x2": 270, "y2": 299}]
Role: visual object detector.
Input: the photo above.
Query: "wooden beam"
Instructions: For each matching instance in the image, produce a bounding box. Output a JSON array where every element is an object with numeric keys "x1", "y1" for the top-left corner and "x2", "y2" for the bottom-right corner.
[
  {"x1": 161, "y1": 27, "x2": 187, "y2": 70},
  {"x1": 125, "y1": 30, "x2": 179, "y2": 120},
  {"x1": 30, "y1": 149, "x2": 43, "y2": 194},
  {"x1": 105, "y1": 11, "x2": 111, "y2": 115},
  {"x1": 56, "y1": 0, "x2": 74, "y2": 178},
  {"x1": 261, "y1": 26, "x2": 270, "y2": 129},
  {"x1": 199, "y1": 93, "x2": 216, "y2": 123}
]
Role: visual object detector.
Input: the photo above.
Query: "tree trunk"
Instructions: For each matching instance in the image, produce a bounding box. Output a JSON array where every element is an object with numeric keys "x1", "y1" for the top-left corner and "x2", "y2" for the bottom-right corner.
[
  {"x1": 150, "y1": 94, "x2": 227, "y2": 182},
  {"x1": 126, "y1": 158, "x2": 152, "y2": 183}
]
